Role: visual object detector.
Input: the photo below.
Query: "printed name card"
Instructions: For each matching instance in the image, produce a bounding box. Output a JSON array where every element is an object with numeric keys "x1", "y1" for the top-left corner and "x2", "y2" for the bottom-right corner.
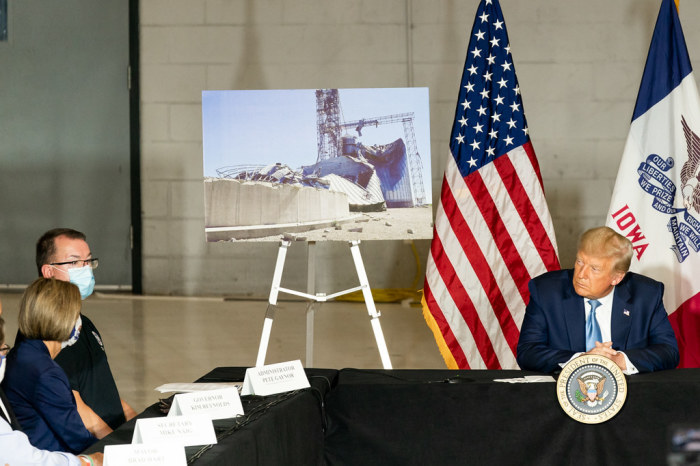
[
  {"x1": 168, "y1": 387, "x2": 244, "y2": 420},
  {"x1": 241, "y1": 359, "x2": 310, "y2": 396},
  {"x1": 132, "y1": 415, "x2": 217, "y2": 447},
  {"x1": 104, "y1": 444, "x2": 186, "y2": 466}
]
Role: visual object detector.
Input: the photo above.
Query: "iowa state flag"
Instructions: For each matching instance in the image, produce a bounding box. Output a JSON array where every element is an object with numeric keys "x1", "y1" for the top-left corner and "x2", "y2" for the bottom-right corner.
[{"x1": 607, "y1": 0, "x2": 700, "y2": 367}]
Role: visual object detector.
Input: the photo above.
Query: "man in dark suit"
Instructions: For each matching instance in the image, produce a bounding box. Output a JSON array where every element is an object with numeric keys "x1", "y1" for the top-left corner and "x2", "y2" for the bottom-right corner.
[{"x1": 516, "y1": 226, "x2": 679, "y2": 374}]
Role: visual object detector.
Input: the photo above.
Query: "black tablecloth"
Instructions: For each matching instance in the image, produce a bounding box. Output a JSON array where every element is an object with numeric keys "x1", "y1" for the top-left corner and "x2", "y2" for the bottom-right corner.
[
  {"x1": 85, "y1": 367, "x2": 700, "y2": 465},
  {"x1": 323, "y1": 368, "x2": 700, "y2": 465},
  {"x1": 83, "y1": 367, "x2": 336, "y2": 465}
]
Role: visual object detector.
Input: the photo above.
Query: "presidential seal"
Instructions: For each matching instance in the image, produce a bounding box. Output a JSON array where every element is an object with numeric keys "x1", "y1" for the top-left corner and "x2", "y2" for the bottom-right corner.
[{"x1": 556, "y1": 354, "x2": 627, "y2": 424}]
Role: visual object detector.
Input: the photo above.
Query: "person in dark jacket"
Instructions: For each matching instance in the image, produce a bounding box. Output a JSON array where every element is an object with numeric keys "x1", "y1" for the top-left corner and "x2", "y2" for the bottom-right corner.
[
  {"x1": 2, "y1": 278, "x2": 96, "y2": 453},
  {"x1": 517, "y1": 226, "x2": 679, "y2": 374}
]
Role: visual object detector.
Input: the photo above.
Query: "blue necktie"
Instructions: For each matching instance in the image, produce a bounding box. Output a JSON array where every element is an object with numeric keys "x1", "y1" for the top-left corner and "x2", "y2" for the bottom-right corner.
[{"x1": 586, "y1": 299, "x2": 602, "y2": 351}]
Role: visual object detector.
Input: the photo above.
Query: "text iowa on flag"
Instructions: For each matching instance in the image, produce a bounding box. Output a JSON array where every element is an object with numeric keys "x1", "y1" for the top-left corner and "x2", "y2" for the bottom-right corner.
[
  {"x1": 607, "y1": 0, "x2": 700, "y2": 367},
  {"x1": 422, "y1": 0, "x2": 560, "y2": 370}
]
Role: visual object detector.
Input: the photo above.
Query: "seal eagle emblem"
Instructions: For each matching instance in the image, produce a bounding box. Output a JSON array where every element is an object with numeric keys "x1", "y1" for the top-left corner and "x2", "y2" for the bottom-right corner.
[{"x1": 577, "y1": 375, "x2": 606, "y2": 404}]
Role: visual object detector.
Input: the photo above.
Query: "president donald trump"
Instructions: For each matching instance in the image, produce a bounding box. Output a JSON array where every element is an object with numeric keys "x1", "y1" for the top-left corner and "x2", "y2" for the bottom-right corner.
[{"x1": 516, "y1": 226, "x2": 679, "y2": 374}]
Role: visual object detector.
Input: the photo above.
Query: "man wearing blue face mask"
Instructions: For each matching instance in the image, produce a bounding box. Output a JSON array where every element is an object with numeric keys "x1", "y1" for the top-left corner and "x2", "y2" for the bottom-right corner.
[{"x1": 35, "y1": 228, "x2": 136, "y2": 439}]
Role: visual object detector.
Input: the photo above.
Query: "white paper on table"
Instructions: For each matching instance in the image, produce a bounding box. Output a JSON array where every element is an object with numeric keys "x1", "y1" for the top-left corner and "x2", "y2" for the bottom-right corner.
[
  {"x1": 492, "y1": 375, "x2": 556, "y2": 383},
  {"x1": 154, "y1": 382, "x2": 242, "y2": 393}
]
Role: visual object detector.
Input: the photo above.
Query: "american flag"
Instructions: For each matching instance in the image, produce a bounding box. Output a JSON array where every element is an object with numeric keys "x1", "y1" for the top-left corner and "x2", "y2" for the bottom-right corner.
[{"x1": 422, "y1": 0, "x2": 560, "y2": 369}]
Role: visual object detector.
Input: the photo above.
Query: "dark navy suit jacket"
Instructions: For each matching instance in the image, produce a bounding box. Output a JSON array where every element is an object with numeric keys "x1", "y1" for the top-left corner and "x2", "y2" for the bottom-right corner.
[
  {"x1": 516, "y1": 269, "x2": 679, "y2": 373},
  {"x1": 1, "y1": 339, "x2": 96, "y2": 453}
]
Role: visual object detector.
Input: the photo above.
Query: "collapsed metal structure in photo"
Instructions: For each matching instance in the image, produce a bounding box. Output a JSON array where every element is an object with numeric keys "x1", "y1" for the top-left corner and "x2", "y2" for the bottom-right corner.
[{"x1": 215, "y1": 88, "x2": 427, "y2": 213}]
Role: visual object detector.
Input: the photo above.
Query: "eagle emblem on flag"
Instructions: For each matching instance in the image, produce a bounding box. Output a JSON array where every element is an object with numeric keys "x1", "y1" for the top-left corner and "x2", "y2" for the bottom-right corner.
[{"x1": 680, "y1": 116, "x2": 700, "y2": 213}]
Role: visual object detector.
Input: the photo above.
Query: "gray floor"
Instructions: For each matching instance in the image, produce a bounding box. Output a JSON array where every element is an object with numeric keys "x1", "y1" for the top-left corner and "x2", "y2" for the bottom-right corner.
[{"x1": 0, "y1": 291, "x2": 445, "y2": 412}]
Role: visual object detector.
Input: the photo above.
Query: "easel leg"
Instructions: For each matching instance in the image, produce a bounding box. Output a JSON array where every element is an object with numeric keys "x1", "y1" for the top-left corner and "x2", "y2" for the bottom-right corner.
[
  {"x1": 255, "y1": 240, "x2": 391, "y2": 369},
  {"x1": 255, "y1": 304, "x2": 276, "y2": 367},
  {"x1": 349, "y1": 241, "x2": 393, "y2": 369},
  {"x1": 306, "y1": 302, "x2": 320, "y2": 367},
  {"x1": 305, "y1": 241, "x2": 317, "y2": 367},
  {"x1": 255, "y1": 240, "x2": 290, "y2": 367}
]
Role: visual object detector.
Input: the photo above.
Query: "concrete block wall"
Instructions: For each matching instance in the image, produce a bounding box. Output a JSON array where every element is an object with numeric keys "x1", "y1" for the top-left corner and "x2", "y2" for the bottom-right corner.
[{"x1": 140, "y1": 0, "x2": 700, "y2": 296}]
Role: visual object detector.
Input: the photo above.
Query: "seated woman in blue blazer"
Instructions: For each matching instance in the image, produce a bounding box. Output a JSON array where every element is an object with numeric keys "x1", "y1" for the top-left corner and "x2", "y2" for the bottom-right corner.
[{"x1": 1, "y1": 278, "x2": 96, "y2": 453}]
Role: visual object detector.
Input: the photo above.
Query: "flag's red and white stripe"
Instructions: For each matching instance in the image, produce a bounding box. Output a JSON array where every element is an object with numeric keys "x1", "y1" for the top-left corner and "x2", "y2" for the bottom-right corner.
[{"x1": 424, "y1": 143, "x2": 558, "y2": 369}]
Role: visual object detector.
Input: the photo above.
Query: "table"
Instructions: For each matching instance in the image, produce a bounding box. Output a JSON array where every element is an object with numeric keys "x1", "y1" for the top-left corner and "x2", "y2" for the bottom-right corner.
[
  {"x1": 323, "y1": 368, "x2": 700, "y2": 465},
  {"x1": 85, "y1": 368, "x2": 700, "y2": 465},
  {"x1": 83, "y1": 367, "x2": 336, "y2": 465}
]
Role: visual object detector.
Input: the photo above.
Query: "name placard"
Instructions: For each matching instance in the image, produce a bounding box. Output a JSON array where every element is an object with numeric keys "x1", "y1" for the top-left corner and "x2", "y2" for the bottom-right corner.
[
  {"x1": 241, "y1": 359, "x2": 310, "y2": 396},
  {"x1": 132, "y1": 415, "x2": 217, "y2": 447},
  {"x1": 104, "y1": 444, "x2": 186, "y2": 466},
  {"x1": 168, "y1": 387, "x2": 244, "y2": 420}
]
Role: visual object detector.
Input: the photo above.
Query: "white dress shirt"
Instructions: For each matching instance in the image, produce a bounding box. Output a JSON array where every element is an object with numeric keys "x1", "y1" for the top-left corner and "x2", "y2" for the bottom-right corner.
[
  {"x1": 562, "y1": 288, "x2": 639, "y2": 375},
  {"x1": 585, "y1": 290, "x2": 614, "y2": 343},
  {"x1": 0, "y1": 414, "x2": 80, "y2": 466}
]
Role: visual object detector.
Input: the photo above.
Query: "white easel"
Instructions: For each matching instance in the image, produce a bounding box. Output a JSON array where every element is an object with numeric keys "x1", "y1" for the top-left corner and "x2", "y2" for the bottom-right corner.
[{"x1": 255, "y1": 239, "x2": 393, "y2": 369}]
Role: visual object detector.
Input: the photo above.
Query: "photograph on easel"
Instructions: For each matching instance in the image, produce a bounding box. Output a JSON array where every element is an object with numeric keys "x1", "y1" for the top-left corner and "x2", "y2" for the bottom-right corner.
[{"x1": 202, "y1": 88, "x2": 432, "y2": 242}]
